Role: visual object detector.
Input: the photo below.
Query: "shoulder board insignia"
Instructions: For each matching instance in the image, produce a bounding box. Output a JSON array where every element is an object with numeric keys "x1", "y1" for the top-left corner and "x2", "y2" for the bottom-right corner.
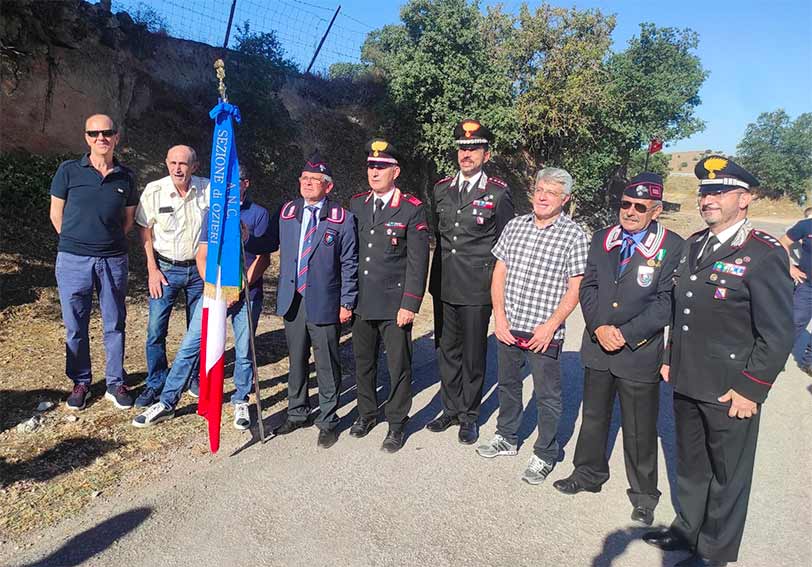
[
  {"x1": 750, "y1": 229, "x2": 781, "y2": 248},
  {"x1": 434, "y1": 176, "x2": 453, "y2": 186},
  {"x1": 280, "y1": 201, "x2": 296, "y2": 220},
  {"x1": 351, "y1": 191, "x2": 370, "y2": 200},
  {"x1": 326, "y1": 206, "x2": 346, "y2": 224},
  {"x1": 404, "y1": 193, "x2": 423, "y2": 206},
  {"x1": 487, "y1": 176, "x2": 508, "y2": 188}
]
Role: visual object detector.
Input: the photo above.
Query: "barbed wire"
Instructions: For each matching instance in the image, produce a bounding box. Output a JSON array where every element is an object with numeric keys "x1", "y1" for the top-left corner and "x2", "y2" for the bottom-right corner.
[{"x1": 111, "y1": 0, "x2": 370, "y2": 72}]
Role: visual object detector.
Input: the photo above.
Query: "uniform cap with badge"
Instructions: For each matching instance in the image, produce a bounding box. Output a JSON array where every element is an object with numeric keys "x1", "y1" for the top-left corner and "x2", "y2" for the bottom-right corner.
[
  {"x1": 624, "y1": 172, "x2": 664, "y2": 200},
  {"x1": 302, "y1": 150, "x2": 332, "y2": 177},
  {"x1": 454, "y1": 119, "x2": 491, "y2": 148},
  {"x1": 366, "y1": 138, "x2": 400, "y2": 167},
  {"x1": 695, "y1": 155, "x2": 759, "y2": 194}
]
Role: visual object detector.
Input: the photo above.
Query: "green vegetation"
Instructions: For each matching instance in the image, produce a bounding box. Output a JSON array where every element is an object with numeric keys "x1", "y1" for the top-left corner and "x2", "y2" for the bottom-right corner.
[
  {"x1": 736, "y1": 109, "x2": 812, "y2": 204},
  {"x1": 359, "y1": 0, "x2": 707, "y2": 223}
]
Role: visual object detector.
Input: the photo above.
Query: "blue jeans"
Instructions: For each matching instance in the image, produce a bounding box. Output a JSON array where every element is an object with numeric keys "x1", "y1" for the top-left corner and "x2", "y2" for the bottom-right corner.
[
  {"x1": 159, "y1": 295, "x2": 262, "y2": 409},
  {"x1": 145, "y1": 260, "x2": 204, "y2": 390},
  {"x1": 793, "y1": 281, "x2": 812, "y2": 367},
  {"x1": 55, "y1": 252, "x2": 129, "y2": 386}
]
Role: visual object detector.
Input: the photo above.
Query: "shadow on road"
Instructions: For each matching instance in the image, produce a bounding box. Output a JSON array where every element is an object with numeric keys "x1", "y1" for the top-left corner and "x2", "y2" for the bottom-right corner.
[
  {"x1": 16, "y1": 507, "x2": 152, "y2": 567},
  {"x1": 591, "y1": 525, "x2": 685, "y2": 566}
]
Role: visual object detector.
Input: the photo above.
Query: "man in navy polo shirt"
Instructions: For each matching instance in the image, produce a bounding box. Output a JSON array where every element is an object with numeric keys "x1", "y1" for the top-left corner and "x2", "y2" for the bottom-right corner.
[
  {"x1": 49, "y1": 114, "x2": 138, "y2": 411},
  {"x1": 132, "y1": 164, "x2": 271, "y2": 430}
]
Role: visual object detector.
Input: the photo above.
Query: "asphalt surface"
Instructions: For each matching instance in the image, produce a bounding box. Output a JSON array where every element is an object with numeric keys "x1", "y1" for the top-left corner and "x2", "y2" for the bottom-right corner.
[{"x1": 6, "y1": 218, "x2": 811, "y2": 567}]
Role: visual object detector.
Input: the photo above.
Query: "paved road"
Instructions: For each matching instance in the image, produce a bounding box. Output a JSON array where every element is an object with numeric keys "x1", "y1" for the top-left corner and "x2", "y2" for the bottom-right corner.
[
  {"x1": 7, "y1": 304, "x2": 811, "y2": 567},
  {"x1": 6, "y1": 218, "x2": 810, "y2": 567}
]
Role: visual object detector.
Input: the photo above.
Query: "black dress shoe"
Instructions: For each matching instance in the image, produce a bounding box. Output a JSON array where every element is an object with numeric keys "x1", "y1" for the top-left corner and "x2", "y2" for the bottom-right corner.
[
  {"x1": 642, "y1": 528, "x2": 691, "y2": 551},
  {"x1": 458, "y1": 422, "x2": 478, "y2": 445},
  {"x1": 675, "y1": 554, "x2": 727, "y2": 567},
  {"x1": 317, "y1": 428, "x2": 339, "y2": 449},
  {"x1": 426, "y1": 414, "x2": 459, "y2": 432},
  {"x1": 349, "y1": 416, "x2": 377, "y2": 438},
  {"x1": 381, "y1": 429, "x2": 405, "y2": 453},
  {"x1": 631, "y1": 506, "x2": 654, "y2": 526},
  {"x1": 552, "y1": 475, "x2": 602, "y2": 495},
  {"x1": 274, "y1": 418, "x2": 308, "y2": 435}
]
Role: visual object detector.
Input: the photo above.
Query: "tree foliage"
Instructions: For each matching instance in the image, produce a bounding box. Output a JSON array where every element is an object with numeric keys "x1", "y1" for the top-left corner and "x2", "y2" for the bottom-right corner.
[
  {"x1": 359, "y1": 0, "x2": 707, "y2": 222},
  {"x1": 736, "y1": 109, "x2": 812, "y2": 204}
]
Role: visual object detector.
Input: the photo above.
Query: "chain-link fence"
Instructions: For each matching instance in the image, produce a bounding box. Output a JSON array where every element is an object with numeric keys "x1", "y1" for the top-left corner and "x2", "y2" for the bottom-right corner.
[{"x1": 110, "y1": 0, "x2": 371, "y2": 73}]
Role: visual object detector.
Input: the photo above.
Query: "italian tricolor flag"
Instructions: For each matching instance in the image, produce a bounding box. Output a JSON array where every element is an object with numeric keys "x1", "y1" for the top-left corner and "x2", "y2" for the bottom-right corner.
[{"x1": 198, "y1": 95, "x2": 242, "y2": 453}]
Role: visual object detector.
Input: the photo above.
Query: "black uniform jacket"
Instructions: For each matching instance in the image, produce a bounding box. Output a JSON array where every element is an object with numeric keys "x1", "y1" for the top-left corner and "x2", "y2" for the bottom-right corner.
[
  {"x1": 667, "y1": 222, "x2": 794, "y2": 404},
  {"x1": 428, "y1": 172, "x2": 514, "y2": 305},
  {"x1": 350, "y1": 188, "x2": 430, "y2": 320},
  {"x1": 580, "y1": 222, "x2": 685, "y2": 383}
]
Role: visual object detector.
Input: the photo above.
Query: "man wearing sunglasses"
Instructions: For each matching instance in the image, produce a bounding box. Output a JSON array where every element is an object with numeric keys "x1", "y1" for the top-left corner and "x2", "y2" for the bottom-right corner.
[
  {"x1": 553, "y1": 173, "x2": 684, "y2": 527},
  {"x1": 49, "y1": 114, "x2": 138, "y2": 411},
  {"x1": 134, "y1": 145, "x2": 210, "y2": 408},
  {"x1": 643, "y1": 156, "x2": 793, "y2": 566}
]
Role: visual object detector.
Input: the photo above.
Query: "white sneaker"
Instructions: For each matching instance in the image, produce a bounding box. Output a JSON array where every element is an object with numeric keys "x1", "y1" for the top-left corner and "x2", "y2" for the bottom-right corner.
[
  {"x1": 234, "y1": 402, "x2": 251, "y2": 430},
  {"x1": 476, "y1": 434, "x2": 518, "y2": 458},
  {"x1": 521, "y1": 455, "x2": 555, "y2": 485},
  {"x1": 132, "y1": 402, "x2": 174, "y2": 428}
]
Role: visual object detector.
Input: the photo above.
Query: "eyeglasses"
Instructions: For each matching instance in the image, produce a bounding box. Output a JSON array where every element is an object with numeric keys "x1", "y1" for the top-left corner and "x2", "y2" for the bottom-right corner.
[
  {"x1": 85, "y1": 129, "x2": 117, "y2": 138},
  {"x1": 620, "y1": 201, "x2": 653, "y2": 213},
  {"x1": 299, "y1": 175, "x2": 324, "y2": 184},
  {"x1": 534, "y1": 188, "x2": 564, "y2": 199}
]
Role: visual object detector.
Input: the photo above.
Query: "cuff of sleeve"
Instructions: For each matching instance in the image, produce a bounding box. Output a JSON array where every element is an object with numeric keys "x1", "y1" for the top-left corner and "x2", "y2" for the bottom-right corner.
[
  {"x1": 735, "y1": 370, "x2": 773, "y2": 404},
  {"x1": 401, "y1": 292, "x2": 423, "y2": 313}
]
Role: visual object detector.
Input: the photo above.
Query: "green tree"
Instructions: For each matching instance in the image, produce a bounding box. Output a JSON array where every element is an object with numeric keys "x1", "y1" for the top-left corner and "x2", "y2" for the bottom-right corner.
[
  {"x1": 360, "y1": 0, "x2": 519, "y2": 197},
  {"x1": 626, "y1": 149, "x2": 670, "y2": 179},
  {"x1": 736, "y1": 109, "x2": 812, "y2": 203}
]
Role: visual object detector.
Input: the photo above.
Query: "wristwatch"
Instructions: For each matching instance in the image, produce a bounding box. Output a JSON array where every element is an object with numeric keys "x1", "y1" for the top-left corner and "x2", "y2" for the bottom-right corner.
[{"x1": 341, "y1": 303, "x2": 354, "y2": 310}]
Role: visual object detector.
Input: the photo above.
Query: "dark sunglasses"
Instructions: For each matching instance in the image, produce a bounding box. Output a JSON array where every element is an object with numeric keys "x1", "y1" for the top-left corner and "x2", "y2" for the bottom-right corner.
[
  {"x1": 85, "y1": 129, "x2": 117, "y2": 138},
  {"x1": 620, "y1": 201, "x2": 652, "y2": 213}
]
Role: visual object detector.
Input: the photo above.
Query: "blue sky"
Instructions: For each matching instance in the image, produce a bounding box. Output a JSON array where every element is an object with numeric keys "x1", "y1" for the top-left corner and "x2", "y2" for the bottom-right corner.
[{"x1": 114, "y1": 0, "x2": 811, "y2": 155}]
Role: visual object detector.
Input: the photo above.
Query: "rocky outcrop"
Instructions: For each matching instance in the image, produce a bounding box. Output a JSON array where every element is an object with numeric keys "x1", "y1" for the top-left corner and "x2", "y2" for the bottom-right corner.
[{"x1": 1, "y1": 0, "x2": 219, "y2": 154}]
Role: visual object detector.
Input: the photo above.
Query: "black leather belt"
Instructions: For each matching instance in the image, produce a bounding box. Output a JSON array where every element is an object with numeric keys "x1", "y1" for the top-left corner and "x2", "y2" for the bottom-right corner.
[{"x1": 155, "y1": 252, "x2": 196, "y2": 267}]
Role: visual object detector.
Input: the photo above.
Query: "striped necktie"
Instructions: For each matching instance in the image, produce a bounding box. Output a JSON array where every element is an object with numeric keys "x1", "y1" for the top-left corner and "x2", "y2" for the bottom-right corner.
[
  {"x1": 617, "y1": 235, "x2": 636, "y2": 277},
  {"x1": 296, "y1": 206, "x2": 319, "y2": 295}
]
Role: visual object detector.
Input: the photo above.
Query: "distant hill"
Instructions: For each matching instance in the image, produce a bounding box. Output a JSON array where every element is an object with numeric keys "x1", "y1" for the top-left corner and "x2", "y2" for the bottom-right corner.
[{"x1": 667, "y1": 149, "x2": 727, "y2": 174}]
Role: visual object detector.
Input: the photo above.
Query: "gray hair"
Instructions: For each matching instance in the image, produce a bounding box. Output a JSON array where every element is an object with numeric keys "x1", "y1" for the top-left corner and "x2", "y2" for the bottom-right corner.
[
  {"x1": 534, "y1": 167, "x2": 574, "y2": 195},
  {"x1": 322, "y1": 174, "x2": 333, "y2": 185},
  {"x1": 239, "y1": 163, "x2": 250, "y2": 180}
]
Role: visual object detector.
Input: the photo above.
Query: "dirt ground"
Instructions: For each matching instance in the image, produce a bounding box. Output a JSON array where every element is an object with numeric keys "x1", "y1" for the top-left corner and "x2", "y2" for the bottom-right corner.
[{"x1": 0, "y1": 177, "x2": 804, "y2": 547}]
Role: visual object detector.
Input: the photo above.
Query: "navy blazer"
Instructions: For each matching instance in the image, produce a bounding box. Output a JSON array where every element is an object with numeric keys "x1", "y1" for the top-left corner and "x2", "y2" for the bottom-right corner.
[{"x1": 246, "y1": 197, "x2": 358, "y2": 325}]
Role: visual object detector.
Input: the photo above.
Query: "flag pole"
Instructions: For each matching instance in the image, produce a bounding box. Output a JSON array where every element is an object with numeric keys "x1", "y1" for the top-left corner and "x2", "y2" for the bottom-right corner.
[{"x1": 241, "y1": 249, "x2": 267, "y2": 443}]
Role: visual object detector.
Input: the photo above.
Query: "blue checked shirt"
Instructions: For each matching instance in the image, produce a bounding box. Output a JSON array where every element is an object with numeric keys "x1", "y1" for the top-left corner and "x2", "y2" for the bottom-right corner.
[{"x1": 492, "y1": 213, "x2": 589, "y2": 339}]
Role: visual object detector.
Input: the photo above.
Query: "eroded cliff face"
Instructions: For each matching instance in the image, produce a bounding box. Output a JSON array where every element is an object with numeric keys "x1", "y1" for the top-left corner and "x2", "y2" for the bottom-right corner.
[{"x1": 1, "y1": 0, "x2": 218, "y2": 154}]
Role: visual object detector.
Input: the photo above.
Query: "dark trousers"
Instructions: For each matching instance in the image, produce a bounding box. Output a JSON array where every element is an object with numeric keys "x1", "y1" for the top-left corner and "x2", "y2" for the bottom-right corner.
[
  {"x1": 437, "y1": 302, "x2": 492, "y2": 423},
  {"x1": 495, "y1": 342, "x2": 562, "y2": 463},
  {"x1": 671, "y1": 392, "x2": 761, "y2": 562},
  {"x1": 352, "y1": 317, "x2": 413, "y2": 430},
  {"x1": 571, "y1": 368, "x2": 661, "y2": 509},
  {"x1": 283, "y1": 293, "x2": 342, "y2": 431}
]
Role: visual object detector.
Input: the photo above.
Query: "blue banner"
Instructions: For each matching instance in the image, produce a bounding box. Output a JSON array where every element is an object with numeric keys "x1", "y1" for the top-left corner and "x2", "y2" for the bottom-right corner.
[{"x1": 205, "y1": 100, "x2": 242, "y2": 299}]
